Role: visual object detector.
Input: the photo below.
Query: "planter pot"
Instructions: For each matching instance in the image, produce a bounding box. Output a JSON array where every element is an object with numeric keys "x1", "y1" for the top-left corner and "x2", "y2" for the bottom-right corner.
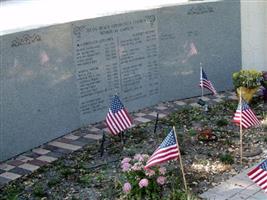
[{"x1": 236, "y1": 86, "x2": 259, "y2": 102}]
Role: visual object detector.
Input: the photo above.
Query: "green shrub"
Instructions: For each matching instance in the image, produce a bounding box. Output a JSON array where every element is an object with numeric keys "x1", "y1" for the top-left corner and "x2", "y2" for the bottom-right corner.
[
  {"x1": 33, "y1": 184, "x2": 46, "y2": 197},
  {"x1": 188, "y1": 129, "x2": 197, "y2": 137},
  {"x1": 60, "y1": 168, "x2": 75, "y2": 178},
  {"x1": 262, "y1": 71, "x2": 267, "y2": 88},
  {"x1": 216, "y1": 119, "x2": 229, "y2": 127},
  {"x1": 232, "y1": 69, "x2": 263, "y2": 89},
  {"x1": 166, "y1": 189, "x2": 196, "y2": 200},
  {"x1": 78, "y1": 174, "x2": 93, "y2": 185},
  {"x1": 220, "y1": 154, "x2": 234, "y2": 165},
  {"x1": 47, "y1": 177, "x2": 60, "y2": 188},
  {"x1": 1, "y1": 185, "x2": 22, "y2": 200}
]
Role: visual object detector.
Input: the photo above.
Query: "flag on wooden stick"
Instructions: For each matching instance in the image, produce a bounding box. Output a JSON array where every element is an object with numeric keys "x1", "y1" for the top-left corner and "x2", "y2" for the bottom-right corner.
[
  {"x1": 144, "y1": 128, "x2": 180, "y2": 169},
  {"x1": 199, "y1": 67, "x2": 217, "y2": 95},
  {"x1": 233, "y1": 99, "x2": 261, "y2": 129},
  {"x1": 106, "y1": 95, "x2": 132, "y2": 135},
  {"x1": 247, "y1": 159, "x2": 267, "y2": 193}
]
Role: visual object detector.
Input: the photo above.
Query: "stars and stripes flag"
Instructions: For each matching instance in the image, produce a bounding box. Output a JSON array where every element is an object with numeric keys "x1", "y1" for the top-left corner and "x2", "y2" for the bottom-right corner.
[
  {"x1": 106, "y1": 95, "x2": 132, "y2": 135},
  {"x1": 144, "y1": 129, "x2": 180, "y2": 169},
  {"x1": 247, "y1": 159, "x2": 267, "y2": 193},
  {"x1": 199, "y1": 67, "x2": 217, "y2": 95},
  {"x1": 233, "y1": 99, "x2": 261, "y2": 129}
]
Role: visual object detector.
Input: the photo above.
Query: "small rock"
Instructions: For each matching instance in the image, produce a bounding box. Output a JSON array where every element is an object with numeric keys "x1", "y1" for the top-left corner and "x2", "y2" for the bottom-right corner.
[
  {"x1": 199, "y1": 181, "x2": 208, "y2": 190},
  {"x1": 243, "y1": 148, "x2": 262, "y2": 157},
  {"x1": 213, "y1": 176, "x2": 222, "y2": 183},
  {"x1": 192, "y1": 181, "x2": 198, "y2": 185},
  {"x1": 211, "y1": 182, "x2": 217, "y2": 186}
]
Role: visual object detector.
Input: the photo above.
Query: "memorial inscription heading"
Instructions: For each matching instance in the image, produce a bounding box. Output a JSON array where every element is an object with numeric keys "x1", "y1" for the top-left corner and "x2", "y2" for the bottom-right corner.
[
  {"x1": 72, "y1": 13, "x2": 160, "y2": 123},
  {"x1": 187, "y1": 5, "x2": 215, "y2": 15},
  {"x1": 11, "y1": 34, "x2": 41, "y2": 47}
]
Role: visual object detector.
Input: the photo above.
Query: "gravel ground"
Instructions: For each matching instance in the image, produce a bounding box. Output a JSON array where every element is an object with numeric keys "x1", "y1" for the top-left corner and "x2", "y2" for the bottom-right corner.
[{"x1": 0, "y1": 97, "x2": 266, "y2": 200}]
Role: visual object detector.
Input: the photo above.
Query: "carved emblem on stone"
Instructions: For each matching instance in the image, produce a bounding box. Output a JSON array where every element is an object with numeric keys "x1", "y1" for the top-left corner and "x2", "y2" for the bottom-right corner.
[{"x1": 11, "y1": 34, "x2": 41, "y2": 47}]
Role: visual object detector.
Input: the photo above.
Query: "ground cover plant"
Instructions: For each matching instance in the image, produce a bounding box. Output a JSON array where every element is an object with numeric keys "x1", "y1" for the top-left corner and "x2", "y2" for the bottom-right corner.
[{"x1": 0, "y1": 96, "x2": 266, "y2": 200}]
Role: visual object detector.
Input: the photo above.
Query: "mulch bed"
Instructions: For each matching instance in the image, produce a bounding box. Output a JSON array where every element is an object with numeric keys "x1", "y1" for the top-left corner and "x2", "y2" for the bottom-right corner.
[{"x1": 0, "y1": 97, "x2": 266, "y2": 200}]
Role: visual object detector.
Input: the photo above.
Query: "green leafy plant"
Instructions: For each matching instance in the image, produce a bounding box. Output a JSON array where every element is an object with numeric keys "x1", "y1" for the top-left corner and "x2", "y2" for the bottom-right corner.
[
  {"x1": 120, "y1": 154, "x2": 168, "y2": 199},
  {"x1": 47, "y1": 177, "x2": 60, "y2": 188},
  {"x1": 59, "y1": 167, "x2": 75, "y2": 178},
  {"x1": 33, "y1": 183, "x2": 46, "y2": 197},
  {"x1": 262, "y1": 71, "x2": 267, "y2": 88},
  {"x1": 232, "y1": 69, "x2": 263, "y2": 89},
  {"x1": 220, "y1": 154, "x2": 234, "y2": 165},
  {"x1": 78, "y1": 174, "x2": 93, "y2": 185},
  {"x1": 188, "y1": 128, "x2": 197, "y2": 137},
  {"x1": 165, "y1": 176, "x2": 196, "y2": 200},
  {"x1": 166, "y1": 189, "x2": 196, "y2": 200},
  {"x1": 1, "y1": 185, "x2": 22, "y2": 200},
  {"x1": 223, "y1": 139, "x2": 234, "y2": 146},
  {"x1": 216, "y1": 119, "x2": 229, "y2": 127}
]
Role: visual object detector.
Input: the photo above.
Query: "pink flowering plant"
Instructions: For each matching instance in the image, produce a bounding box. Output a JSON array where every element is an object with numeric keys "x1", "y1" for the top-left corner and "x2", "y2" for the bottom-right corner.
[{"x1": 120, "y1": 154, "x2": 167, "y2": 199}]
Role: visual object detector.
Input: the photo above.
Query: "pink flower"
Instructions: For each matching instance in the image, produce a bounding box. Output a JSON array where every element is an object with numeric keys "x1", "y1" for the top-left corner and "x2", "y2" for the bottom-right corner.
[
  {"x1": 121, "y1": 162, "x2": 131, "y2": 172},
  {"x1": 131, "y1": 163, "x2": 142, "y2": 171},
  {"x1": 157, "y1": 176, "x2": 166, "y2": 185},
  {"x1": 159, "y1": 167, "x2": 166, "y2": 175},
  {"x1": 123, "y1": 182, "x2": 132, "y2": 193},
  {"x1": 139, "y1": 178, "x2": 149, "y2": 188},
  {"x1": 134, "y1": 154, "x2": 144, "y2": 162},
  {"x1": 145, "y1": 169, "x2": 155, "y2": 177},
  {"x1": 121, "y1": 157, "x2": 131, "y2": 164}
]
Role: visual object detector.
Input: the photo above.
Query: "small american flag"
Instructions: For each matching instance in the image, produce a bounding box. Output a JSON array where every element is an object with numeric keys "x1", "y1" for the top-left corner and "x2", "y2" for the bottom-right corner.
[
  {"x1": 233, "y1": 99, "x2": 261, "y2": 129},
  {"x1": 247, "y1": 159, "x2": 267, "y2": 193},
  {"x1": 144, "y1": 129, "x2": 180, "y2": 169},
  {"x1": 199, "y1": 67, "x2": 217, "y2": 95},
  {"x1": 106, "y1": 95, "x2": 132, "y2": 135}
]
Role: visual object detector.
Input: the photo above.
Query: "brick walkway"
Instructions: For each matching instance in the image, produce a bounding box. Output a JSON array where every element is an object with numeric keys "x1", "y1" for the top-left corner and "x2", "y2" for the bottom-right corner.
[
  {"x1": 199, "y1": 156, "x2": 267, "y2": 200},
  {"x1": 0, "y1": 91, "x2": 265, "y2": 200}
]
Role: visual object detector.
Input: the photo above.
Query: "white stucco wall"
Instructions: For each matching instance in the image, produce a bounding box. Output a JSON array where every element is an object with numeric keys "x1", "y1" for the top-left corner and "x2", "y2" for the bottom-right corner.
[{"x1": 241, "y1": 0, "x2": 267, "y2": 71}]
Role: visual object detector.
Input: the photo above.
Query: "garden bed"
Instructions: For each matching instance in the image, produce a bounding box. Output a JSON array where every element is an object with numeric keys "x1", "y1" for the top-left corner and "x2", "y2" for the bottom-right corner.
[{"x1": 0, "y1": 97, "x2": 266, "y2": 200}]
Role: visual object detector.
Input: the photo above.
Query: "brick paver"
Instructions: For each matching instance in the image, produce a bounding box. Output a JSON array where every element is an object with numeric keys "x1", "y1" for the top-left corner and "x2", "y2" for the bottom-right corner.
[
  {"x1": 32, "y1": 148, "x2": 51, "y2": 155},
  {"x1": 36, "y1": 155, "x2": 58, "y2": 163},
  {"x1": 48, "y1": 141, "x2": 82, "y2": 151},
  {"x1": 135, "y1": 117, "x2": 152, "y2": 123},
  {"x1": 19, "y1": 163, "x2": 40, "y2": 172},
  {"x1": 84, "y1": 133, "x2": 102, "y2": 141},
  {"x1": 0, "y1": 172, "x2": 21, "y2": 180}
]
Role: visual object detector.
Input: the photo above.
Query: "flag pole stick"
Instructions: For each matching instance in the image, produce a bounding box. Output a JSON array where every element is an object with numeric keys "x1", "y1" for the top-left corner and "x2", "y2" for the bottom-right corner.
[
  {"x1": 154, "y1": 113, "x2": 159, "y2": 143},
  {"x1": 123, "y1": 130, "x2": 127, "y2": 144},
  {"x1": 200, "y1": 63, "x2": 204, "y2": 99},
  {"x1": 120, "y1": 131, "x2": 124, "y2": 145},
  {"x1": 173, "y1": 126, "x2": 188, "y2": 192},
  {"x1": 154, "y1": 113, "x2": 159, "y2": 134},
  {"x1": 239, "y1": 89, "x2": 243, "y2": 165},
  {"x1": 100, "y1": 131, "x2": 106, "y2": 157}
]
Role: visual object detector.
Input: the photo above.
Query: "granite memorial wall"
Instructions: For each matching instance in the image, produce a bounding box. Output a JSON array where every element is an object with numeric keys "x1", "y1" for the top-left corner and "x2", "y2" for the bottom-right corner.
[{"x1": 0, "y1": 0, "x2": 241, "y2": 161}]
